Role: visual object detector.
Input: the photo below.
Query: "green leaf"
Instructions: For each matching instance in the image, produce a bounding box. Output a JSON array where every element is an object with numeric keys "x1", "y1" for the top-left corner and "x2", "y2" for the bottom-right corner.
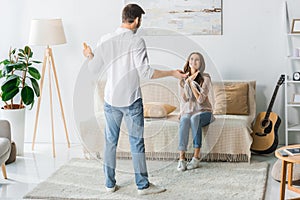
[
  {"x1": 19, "y1": 49, "x2": 25, "y2": 54},
  {"x1": 2, "y1": 64, "x2": 14, "y2": 75},
  {"x1": 9, "y1": 62, "x2": 24, "y2": 68},
  {"x1": 2, "y1": 63, "x2": 25, "y2": 75},
  {"x1": 30, "y1": 78, "x2": 40, "y2": 97},
  {"x1": 32, "y1": 60, "x2": 42, "y2": 64},
  {"x1": 1, "y1": 86, "x2": 19, "y2": 101},
  {"x1": 1, "y1": 82, "x2": 18, "y2": 93},
  {"x1": 24, "y1": 46, "x2": 31, "y2": 56},
  {"x1": 0, "y1": 70, "x2": 3, "y2": 79},
  {"x1": 5, "y1": 74, "x2": 19, "y2": 82},
  {"x1": 12, "y1": 63, "x2": 25, "y2": 70},
  {"x1": 0, "y1": 59, "x2": 10, "y2": 65},
  {"x1": 29, "y1": 99, "x2": 34, "y2": 110},
  {"x1": 21, "y1": 86, "x2": 34, "y2": 105},
  {"x1": 18, "y1": 52, "x2": 25, "y2": 58},
  {"x1": 1, "y1": 75, "x2": 19, "y2": 92},
  {"x1": 28, "y1": 67, "x2": 41, "y2": 80}
]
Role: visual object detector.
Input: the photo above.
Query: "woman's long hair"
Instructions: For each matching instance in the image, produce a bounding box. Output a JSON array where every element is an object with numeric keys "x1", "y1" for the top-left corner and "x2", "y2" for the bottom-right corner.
[{"x1": 180, "y1": 52, "x2": 205, "y2": 87}]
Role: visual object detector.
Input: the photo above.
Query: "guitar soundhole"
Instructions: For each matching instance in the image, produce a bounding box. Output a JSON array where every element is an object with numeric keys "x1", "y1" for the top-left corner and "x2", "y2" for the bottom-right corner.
[{"x1": 261, "y1": 119, "x2": 270, "y2": 128}]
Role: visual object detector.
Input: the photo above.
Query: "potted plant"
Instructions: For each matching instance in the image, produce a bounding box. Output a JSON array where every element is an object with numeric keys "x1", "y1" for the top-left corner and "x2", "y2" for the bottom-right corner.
[{"x1": 0, "y1": 46, "x2": 41, "y2": 155}]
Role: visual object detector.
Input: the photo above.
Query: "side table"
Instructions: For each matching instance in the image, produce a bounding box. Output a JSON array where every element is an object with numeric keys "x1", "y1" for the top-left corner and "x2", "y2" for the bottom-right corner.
[{"x1": 275, "y1": 145, "x2": 300, "y2": 200}]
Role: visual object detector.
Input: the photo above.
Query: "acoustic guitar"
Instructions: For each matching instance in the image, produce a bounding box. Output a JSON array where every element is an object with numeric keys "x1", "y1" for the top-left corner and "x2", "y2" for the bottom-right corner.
[{"x1": 251, "y1": 74, "x2": 285, "y2": 154}]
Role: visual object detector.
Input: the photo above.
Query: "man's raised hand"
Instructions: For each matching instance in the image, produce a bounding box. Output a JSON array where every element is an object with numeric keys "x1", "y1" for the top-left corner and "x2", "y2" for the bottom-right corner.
[
  {"x1": 173, "y1": 69, "x2": 188, "y2": 79},
  {"x1": 83, "y1": 42, "x2": 94, "y2": 59}
]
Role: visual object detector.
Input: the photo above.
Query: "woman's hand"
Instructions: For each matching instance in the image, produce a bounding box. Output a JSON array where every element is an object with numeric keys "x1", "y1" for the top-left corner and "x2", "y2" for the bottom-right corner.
[{"x1": 186, "y1": 71, "x2": 199, "y2": 83}]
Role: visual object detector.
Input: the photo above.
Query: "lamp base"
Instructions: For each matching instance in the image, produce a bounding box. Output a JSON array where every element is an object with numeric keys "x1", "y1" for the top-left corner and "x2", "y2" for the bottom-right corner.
[{"x1": 32, "y1": 47, "x2": 70, "y2": 157}]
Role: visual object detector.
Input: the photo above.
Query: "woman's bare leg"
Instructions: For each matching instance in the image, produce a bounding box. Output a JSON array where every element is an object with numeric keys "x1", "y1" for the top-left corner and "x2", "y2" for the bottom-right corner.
[
  {"x1": 180, "y1": 151, "x2": 186, "y2": 160},
  {"x1": 193, "y1": 148, "x2": 200, "y2": 159}
]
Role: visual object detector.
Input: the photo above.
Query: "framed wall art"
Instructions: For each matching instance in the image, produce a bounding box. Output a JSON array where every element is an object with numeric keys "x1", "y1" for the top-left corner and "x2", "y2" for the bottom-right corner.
[{"x1": 124, "y1": 0, "x2": 223, "y2": 35}]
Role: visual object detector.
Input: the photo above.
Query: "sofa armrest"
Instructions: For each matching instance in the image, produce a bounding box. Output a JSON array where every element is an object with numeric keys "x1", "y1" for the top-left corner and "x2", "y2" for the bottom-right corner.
[{"x1": 0, "y1": 120, "x2": 11, "y2": 141}]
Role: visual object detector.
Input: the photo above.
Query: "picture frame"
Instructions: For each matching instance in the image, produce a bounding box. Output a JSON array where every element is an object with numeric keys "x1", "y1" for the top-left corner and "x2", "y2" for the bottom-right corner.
[
  {"x1": 292, "y1": 93, "x2": 300, "y2": 103},
  {"x1": 291, "y1": 19, "x2": 300, "y2": 34}
]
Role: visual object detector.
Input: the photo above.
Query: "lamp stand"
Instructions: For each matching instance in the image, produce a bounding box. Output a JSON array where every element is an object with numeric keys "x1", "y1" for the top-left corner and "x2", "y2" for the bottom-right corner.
[{"x1": 32, "y1": 46, "x2": 70, "y2": 157}]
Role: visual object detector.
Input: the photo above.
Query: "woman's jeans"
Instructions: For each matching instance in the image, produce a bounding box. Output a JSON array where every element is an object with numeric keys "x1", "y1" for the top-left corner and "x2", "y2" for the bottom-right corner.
[
  {"x1": 178, "y1": 112, "x2": 213, "y2": 151},
  {"x1": 103, "y1": 98, "x2": 149, "y2": 189}
]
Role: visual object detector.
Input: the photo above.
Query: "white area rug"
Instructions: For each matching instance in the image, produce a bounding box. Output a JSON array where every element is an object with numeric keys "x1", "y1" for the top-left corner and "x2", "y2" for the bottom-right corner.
[{"x1": 24, "y1": 158, "x2": 268, "y2": 200}]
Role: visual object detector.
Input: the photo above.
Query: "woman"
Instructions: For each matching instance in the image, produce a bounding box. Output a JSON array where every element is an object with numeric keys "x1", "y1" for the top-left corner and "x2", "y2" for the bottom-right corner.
[{"x1": 177, "y1": 52, "x2": 214, "y2": 171}]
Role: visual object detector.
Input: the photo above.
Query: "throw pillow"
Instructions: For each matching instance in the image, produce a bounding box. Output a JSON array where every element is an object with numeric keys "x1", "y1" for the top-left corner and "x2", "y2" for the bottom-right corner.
[
  {"x1": 213, "y1": 82, "x2": 249, "y2": 115},
  {"x1": 144, "y1": 102, "x2": 176, "y2": 118}
]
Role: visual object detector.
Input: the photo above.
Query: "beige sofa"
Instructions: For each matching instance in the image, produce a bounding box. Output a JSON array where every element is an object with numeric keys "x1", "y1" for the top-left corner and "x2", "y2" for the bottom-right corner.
[{"x1": 80, "y1": 78, "x2": 256, "y2": 162}]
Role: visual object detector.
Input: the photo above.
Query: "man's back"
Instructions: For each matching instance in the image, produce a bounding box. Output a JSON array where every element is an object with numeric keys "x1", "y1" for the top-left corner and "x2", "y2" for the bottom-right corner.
[{"x1": 98, "y1": 28, "x2": 154, "y2": 107}]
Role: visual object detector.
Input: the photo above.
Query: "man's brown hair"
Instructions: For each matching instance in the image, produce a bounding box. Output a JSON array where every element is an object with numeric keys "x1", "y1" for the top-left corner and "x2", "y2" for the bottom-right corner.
[{"x1": 122, "y1": 4, "x2": 145, "y2": 23}]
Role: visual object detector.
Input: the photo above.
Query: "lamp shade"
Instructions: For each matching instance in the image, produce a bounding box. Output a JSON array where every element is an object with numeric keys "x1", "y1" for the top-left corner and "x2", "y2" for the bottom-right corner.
[{"x1": 29, "y1": 19, "x2": 67, "y2": 46}]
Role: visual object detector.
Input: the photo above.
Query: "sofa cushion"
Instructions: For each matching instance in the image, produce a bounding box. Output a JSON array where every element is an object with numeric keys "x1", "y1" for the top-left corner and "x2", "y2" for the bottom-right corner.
[
  {"x1": 144, "y1": 102, "x2": 176, "y2": 118},
  {"x1": 213, "y1": 82, "x2": 249, "y2": 115}
]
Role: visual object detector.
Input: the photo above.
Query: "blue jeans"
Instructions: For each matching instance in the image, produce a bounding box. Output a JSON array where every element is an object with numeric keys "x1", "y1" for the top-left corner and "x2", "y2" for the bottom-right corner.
[
  {"x1": 178, "y1": 112, "x2": 213, "y2": 151},
  {"x1": 103, "y1": 98, "x2": 149, "y2": 190}
]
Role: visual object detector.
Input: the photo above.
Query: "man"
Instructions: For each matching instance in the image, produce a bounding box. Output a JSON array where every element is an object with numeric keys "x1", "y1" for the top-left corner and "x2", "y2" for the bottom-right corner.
[{"x1": 83, "y1": 4, "x2": 187, "y2": 195}]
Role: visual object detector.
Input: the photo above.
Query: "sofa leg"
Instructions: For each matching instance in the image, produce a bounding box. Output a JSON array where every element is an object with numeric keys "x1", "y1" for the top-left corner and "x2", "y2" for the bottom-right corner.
[{"x1": 2, "y1": 163, "x2": 7, "y2": 179}]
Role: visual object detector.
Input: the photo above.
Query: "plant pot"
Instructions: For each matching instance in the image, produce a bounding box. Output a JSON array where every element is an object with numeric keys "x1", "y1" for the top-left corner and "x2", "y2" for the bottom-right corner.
[{"x1": 0, "y1": 104, "x2": 26, "y2": 156}]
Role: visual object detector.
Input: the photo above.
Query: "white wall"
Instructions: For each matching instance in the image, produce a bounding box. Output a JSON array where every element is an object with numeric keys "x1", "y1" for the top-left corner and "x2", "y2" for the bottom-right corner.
[{"x1": 0, "y1": 0, "x2": 299, "y2": 145}]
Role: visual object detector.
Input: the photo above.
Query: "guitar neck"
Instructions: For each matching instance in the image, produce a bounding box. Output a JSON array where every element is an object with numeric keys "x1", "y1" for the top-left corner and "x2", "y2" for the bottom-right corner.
[{"x1": 265, "y1": 85, "x2": 280, "y2": 119}]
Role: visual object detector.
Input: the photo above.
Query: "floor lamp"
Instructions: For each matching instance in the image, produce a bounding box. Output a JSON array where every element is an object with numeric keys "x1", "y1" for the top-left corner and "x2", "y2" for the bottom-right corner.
[{"x1": 29, "y1": 19, "x2": 70, "y2": 157}]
